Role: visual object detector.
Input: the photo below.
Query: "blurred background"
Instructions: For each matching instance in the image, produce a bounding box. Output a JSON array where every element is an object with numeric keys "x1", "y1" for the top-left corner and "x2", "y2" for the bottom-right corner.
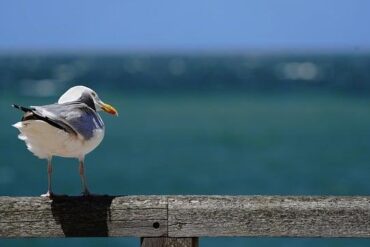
[{"x1": 1, "y1": 0, "x2": 370, "y2": 246}]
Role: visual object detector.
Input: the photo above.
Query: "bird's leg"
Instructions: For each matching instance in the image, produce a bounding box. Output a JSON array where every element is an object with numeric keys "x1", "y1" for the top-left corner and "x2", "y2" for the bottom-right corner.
[
  {"x1": 79, "y1": 158, "x2": 90, "y2": 196},
  {"x1": 41, "y1": 157, "x2": 53, "y2": 198}
]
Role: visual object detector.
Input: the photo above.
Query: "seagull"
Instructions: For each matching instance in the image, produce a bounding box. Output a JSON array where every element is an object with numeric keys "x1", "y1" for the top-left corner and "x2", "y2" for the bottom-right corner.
[{"x1": 12, "y1": 85, "x2": 118, "y2": 197}]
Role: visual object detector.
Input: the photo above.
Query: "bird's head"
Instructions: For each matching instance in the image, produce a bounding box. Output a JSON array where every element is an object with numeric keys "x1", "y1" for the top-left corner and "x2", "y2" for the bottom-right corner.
[{"x1": 58, "y1": 85, "x2": 118, "y2": 116}]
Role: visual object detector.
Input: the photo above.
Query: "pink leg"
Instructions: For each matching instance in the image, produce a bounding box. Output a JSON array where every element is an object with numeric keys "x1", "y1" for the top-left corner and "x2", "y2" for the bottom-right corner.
[
  {"x1": 41, "y1": 157, "x2": 53, "y2": 198},
  {"x1": 79, "y1": 158, "x2": 90, "y2": 196}
]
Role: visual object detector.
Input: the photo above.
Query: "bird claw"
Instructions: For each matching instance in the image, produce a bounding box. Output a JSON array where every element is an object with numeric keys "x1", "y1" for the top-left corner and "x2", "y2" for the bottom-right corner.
[
  {"x1": 81, "y1": 190, "x2": 91, "y2": 197},
  {"x1": 40, "y1": 191, "x2": 54, "y2": 198}
]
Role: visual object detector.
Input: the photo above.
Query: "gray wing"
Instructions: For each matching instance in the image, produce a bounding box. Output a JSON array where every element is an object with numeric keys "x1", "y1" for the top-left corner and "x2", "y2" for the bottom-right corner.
[{"x1": 32, "y1": 102, "x2": 104, "y2": 140}]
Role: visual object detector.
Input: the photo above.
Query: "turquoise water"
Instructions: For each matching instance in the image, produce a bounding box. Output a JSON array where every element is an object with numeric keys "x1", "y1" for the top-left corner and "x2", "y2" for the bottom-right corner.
[{"x1": 1, "y1": 91, "x2": 370, "y2": 246}]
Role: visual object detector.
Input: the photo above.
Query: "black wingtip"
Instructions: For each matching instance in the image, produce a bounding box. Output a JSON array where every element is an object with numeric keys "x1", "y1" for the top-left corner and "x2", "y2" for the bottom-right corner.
[{"x1": 12, "y1": 104, "x2": 32, "y2": 112}]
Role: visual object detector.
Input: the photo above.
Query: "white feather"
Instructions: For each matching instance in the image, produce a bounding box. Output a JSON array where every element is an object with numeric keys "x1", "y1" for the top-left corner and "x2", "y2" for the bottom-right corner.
[
  {"x1": 58, "y1": 85, "x2": 92, "y2": 104},
  {"x1": 13, "y1": 120, "x2": 104, "y2": 159}
]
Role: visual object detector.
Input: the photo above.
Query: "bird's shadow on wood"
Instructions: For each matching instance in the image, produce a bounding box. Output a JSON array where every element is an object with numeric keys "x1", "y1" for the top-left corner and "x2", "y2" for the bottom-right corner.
[{"x1": 50, "y1": 195, "x2": 115, "y2": 237}]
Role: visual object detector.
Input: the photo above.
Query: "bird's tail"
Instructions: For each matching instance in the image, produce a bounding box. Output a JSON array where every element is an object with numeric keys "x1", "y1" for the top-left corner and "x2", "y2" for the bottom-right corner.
[{"x1": 12, "y1": 104, "x2": 32, "y2": 112}]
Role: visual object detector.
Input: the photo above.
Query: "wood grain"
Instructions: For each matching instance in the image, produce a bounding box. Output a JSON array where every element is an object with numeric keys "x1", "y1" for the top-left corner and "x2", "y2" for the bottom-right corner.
[
  {"x1": 0, "y1": 195, "x2": 167, "y2": 238},
  {"x1": 168, "y1": 196, "x2": 370, "y2": 237},
  {"x1": 141, "y1": 237, "x2": 198, "y2": 247},
  {"x1": 1, "y1": 195, "x2": 370, "y2": 238}
]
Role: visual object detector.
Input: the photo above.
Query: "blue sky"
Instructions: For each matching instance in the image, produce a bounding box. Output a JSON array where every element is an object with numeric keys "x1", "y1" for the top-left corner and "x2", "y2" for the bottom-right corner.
[{"x1": 0, "y1": 0, "x2": 369, "y2": 53}]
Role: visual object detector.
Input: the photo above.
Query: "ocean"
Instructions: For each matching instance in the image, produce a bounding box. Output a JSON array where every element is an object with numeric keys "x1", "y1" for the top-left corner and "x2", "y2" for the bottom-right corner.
[{"x1": 1, "y1": 54, "x2": 370, "y2": 246}]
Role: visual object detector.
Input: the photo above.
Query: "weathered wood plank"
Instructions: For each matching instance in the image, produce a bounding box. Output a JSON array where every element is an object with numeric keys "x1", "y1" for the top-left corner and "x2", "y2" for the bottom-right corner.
[
  {"x1": 0, "y1": 196, "x2": 167, "y2": 238},
  {"x1": 168, "y1": 196, "x2": 370, "y2": 237},
  {"x1": 141, "y1": 237, "x2": 198, "y2": 247},
  {"x1": 2, "y1": 195, "x2": 370, "y2": 238}
]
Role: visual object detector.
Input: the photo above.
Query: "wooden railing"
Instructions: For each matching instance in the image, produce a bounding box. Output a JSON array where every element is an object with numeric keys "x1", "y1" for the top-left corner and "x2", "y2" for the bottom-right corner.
[{"x1": 1, "y1": 196, "x2": 370, "y2": 246}]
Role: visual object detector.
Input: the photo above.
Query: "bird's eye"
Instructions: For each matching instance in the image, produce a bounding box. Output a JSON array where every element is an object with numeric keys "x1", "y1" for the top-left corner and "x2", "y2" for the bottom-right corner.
[{"x1": 91, "y1": 92, "x2": 96, "y2": 97}]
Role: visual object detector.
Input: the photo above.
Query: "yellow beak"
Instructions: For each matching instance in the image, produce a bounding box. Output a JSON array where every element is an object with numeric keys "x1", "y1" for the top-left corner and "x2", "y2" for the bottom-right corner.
[{"x1": 101, "y1": 102, "x2": 118, "y2": 116}]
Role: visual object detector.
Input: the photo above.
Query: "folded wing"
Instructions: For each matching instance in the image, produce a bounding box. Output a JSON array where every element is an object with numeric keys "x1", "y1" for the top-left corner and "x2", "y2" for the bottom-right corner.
[{"x1": 17, "y1": 102, "x2": 105, "y2": 140}]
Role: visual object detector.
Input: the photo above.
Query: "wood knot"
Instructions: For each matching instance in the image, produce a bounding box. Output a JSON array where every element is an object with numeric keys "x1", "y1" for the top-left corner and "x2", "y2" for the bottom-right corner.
[{"x1": 153, "y1": 222, "x2": 160, "y2": 229}]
